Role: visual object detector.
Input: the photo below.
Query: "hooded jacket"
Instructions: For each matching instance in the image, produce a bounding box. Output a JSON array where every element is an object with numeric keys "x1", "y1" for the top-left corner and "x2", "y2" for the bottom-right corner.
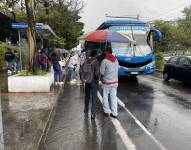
[{"x1": 100, "y1": 54, "x2": 118, "y2": 84}]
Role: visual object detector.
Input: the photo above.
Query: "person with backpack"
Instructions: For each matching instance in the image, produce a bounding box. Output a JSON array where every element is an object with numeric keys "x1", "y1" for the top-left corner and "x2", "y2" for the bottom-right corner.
[
  {"x1": 82, "y1": 50, "x2": 100, "y2": 119},
  {"x1": 100, "y1": 46, "x2": 119, "y2": 118}
]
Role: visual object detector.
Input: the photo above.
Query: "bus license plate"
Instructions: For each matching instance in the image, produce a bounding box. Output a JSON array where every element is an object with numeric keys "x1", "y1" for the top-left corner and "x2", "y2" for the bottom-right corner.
[{"x1": 131, "y1": 72, "x2": 138, "y2": 75}]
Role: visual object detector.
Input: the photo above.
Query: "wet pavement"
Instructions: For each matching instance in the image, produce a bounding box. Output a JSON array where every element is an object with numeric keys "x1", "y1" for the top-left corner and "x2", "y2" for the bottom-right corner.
[
  {"x1": 0, "y1": 71, "x2": 62, "y2": 150},
  {"x1": 44, "y1": 83, "x2": 127, "y2": 150},
  {"x1": 45, "y1": 73, "x2": 191, "y2": 150}
]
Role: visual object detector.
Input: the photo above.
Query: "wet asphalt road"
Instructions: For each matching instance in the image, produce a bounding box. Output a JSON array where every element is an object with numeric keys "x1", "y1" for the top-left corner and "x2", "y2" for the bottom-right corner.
[
  {"x1": 45, "y1": 74, "x2": 191, "y2": 150},
  {"x1": 117, "y1": 75, "x2": 191, "y2": 150}
]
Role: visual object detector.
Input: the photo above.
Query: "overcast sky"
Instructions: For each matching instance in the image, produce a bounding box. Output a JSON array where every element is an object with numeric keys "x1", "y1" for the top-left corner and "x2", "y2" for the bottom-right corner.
[{"x1": 80, "y1": 0, "x2": 191, "y2": 32}]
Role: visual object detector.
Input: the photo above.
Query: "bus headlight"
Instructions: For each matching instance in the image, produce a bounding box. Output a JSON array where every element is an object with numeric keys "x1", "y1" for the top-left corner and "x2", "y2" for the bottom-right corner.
[{"x1": 146, "y1": 61, "x2": 156, "y2": 68}]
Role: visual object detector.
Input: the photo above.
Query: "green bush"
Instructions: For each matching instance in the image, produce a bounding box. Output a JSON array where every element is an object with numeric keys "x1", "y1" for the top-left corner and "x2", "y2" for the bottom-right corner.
[
  {"x1": 156, "y1": 53, "x2": 165, "y2": 70},
  {"x1": 0, "y1": 43, "x2": 6, "y2": 69},
  {"x1": 18, "y1": 70, "x2": 47, "y2": 76}
]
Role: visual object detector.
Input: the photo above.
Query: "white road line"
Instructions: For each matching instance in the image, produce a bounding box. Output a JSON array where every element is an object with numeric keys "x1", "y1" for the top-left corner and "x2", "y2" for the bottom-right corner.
[
  {"x1": 116, "y1": 98, "x2": 167, "y2": 150},
  {"x1": 97, "y1": 92, "x2": 136, "y2": 150}
]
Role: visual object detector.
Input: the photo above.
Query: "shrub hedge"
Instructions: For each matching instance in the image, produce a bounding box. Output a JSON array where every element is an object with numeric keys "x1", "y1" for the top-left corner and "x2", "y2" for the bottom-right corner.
[
  {"x1": 0, "y1": 43, "x2": 6, "y2": 69},
  {"x1": 156, "y1": 52, "x2": 165, "y2": 71}
]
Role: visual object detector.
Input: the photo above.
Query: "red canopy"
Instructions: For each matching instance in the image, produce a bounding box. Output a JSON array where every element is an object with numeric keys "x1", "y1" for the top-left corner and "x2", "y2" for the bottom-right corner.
[
  {"x1": 84, "y1": 30, "x2": 130, "y2": 43},
  {"x1": 84, "y1": 30, "x2": 108, "y2": 42}
]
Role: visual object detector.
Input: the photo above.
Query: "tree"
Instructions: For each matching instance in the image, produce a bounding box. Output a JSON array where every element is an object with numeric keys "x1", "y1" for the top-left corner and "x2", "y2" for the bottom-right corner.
[
  {"x1": 24, "y1": 0, "x2": 37, "y2": 72},
  {"x1": 178, "y1": 5, "x2": 191, "y2": 49},
  {"x1": 154, "y1": 21, "x2": 178, "y2": 52},
  {"x1": 0, "y1": 0, "x2": 84, "y2": 72},
  {"x1": 49, "y1": 37, "x2": 65, "y2": 48},
  {"x1": 36, "y1": 0, "x2": 84, "y2": 49}
]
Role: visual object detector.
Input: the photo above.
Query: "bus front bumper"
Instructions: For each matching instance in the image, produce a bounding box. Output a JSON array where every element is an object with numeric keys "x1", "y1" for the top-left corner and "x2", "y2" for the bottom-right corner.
[{"x1": 118, "y1": 65, "x2": 156, "y2": 76}]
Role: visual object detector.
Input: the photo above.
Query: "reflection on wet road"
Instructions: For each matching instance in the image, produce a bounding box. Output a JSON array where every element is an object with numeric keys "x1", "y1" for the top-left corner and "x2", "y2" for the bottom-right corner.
[
  {"x1": 117, "y1": 75, "x2": 191, "y2": 150},
  {"x1": 0, "y1": 72, "x2": 8, "y2": 93},
  {"x1": 45, "y1": 84, "x2": 127, "y2": 150},
  {"x1": 45, "y1": 73, "x2": 191, "y2": 150}
]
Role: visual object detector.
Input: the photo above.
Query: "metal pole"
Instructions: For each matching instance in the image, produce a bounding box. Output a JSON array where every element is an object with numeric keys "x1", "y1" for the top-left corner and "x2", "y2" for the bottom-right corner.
[
  {"x1": 0, "y1": 89, "x2": 4, "y2": 150},
  {"x1": 18, "y1": 30, "x2": 23, "y2": 70}
]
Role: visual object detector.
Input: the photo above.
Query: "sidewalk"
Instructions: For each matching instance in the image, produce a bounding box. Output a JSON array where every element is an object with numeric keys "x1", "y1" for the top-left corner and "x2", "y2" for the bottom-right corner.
[
  {"x1": 0, "y1": 71, "x2": 62, "y2": 150},
  {"x1": 44, "y1": 82, "x2": 127, "y2": 150}
]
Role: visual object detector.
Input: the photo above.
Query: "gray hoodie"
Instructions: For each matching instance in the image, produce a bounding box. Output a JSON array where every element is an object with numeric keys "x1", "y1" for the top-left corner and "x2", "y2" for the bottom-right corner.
[{"x1": 100, "y1": 54, "x2": 118, "y2": 84}]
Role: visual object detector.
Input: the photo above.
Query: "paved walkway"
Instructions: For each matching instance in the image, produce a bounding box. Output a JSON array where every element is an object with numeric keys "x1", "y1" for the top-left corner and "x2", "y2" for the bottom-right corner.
[
  {"x1": 44, "y1": 83, "x2": 127, "y2": 150},
  {"x1": 0, "y1": 71, "x2": 62, "y2": 150}
]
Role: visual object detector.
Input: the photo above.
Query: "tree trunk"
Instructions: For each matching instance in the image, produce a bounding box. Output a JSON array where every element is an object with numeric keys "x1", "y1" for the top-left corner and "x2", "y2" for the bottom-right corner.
[{"x1": 25, "y1": 0, "x2": 36, "y2": 73}]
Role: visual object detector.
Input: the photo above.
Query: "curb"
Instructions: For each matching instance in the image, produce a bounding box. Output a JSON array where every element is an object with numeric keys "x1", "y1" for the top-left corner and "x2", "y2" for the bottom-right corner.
[{"x1": 36, "y1": 67, "x2": 69, "y2": 150}]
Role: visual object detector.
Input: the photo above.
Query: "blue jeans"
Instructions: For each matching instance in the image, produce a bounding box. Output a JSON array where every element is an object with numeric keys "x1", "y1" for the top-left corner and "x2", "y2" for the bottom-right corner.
[
  {"x1": 84, "y1": 80, "x2": 98, "y2": 114},
  {"x1": 6, "y1": 61, "x2": 13, "y2": 71},
  {"x1": 53, "y1": 63, "x2": 62, "y2": 82},
  {"x1": 103, "y1": 84, "x2": 118, "y2": 116},
  {"x1": 69, "y1": 67, "x2": 75, "y2": 81},
  {"x1": 13, "y1": 62, "x2": 19, "y2": 72},
  {"x1": 40, "y1": 64, "x2": 47, "y2": 71}
]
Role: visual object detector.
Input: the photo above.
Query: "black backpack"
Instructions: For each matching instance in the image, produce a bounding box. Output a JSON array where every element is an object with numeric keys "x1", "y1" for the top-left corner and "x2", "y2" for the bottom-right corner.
[{"x1": 81, "y1": 60, "x2": 96, "y2": 83}]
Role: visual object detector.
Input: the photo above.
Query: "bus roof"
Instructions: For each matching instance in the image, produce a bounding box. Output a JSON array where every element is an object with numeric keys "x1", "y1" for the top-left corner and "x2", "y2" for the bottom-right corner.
[{"x1": 97, "y1": 19, "x2": 148, "y2": 30}]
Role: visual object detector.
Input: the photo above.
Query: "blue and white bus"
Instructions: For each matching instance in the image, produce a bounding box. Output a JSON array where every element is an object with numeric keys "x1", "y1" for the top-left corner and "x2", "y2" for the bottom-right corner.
[{"x1": 97, "y1": 19, "x2": 162, "y2": 76}]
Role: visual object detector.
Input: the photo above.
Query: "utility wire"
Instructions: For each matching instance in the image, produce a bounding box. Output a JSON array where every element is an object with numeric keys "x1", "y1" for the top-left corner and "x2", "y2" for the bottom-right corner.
[
  {"x1": 147, "y1": 2, "x2": 190, "y2": 21},
  {"x1": 155, "y1": 2, "x2": 190, "y2": 18},
  {"x1": 158, "y1": 13, "x2": 183, "y2": 21}
]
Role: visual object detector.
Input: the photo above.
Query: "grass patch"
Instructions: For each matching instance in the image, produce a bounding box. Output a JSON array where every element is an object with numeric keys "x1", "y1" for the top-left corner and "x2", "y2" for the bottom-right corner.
[{"x1": 18, "y1": 70, "x2": 47, "y2": 76}]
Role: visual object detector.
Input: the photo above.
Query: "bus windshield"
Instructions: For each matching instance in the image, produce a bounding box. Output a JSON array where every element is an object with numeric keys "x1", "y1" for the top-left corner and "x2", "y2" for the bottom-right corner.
[
  {"x1": 111, "y1": 41, "x2": 152, "y2": 57},
  {"x1": 109, "y1": 26, "x2": 152, "y2": 57}
]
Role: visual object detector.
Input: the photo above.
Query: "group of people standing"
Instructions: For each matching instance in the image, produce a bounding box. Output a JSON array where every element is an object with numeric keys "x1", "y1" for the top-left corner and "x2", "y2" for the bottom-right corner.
[
  {"x1": 37, "y1": 48, "x2": 50, "y2": 72},
  {"x1": 5, "y1": 49, "x2": 20, "y2": 74},
  {"x1": 37, "y1": 48, "x2": 65, "y2": 85},
  {"x1": 73, "y1": 47, "x2": 119, "y2": 120}
]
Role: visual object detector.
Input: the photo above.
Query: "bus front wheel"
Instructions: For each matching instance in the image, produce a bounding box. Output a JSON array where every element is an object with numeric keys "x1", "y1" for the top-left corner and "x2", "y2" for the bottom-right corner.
[
  {"x1": 130, "y1": 75, "x2": 137, "y2": 79},
  {"x1": 163, "y1": 72, "x2": 170, "y2": 81}
]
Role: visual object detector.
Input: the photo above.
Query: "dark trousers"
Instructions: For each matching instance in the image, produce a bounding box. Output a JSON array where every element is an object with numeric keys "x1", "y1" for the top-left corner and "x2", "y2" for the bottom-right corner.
[
  {"x1": 53, "y1": 63, "x2": 62, "y2": 82},
  {"x1": 84, "y1": 80, "x2": 98, "y2": 114},
  {"x1": 40, "y1": 64, "x2": 47, "y2": 71}
]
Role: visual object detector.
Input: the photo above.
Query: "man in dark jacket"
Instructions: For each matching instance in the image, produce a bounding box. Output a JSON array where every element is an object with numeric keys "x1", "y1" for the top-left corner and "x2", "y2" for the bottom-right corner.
[
  {"x1": 84, "y1": 50, "x2": 100, "y2": 119},
  {"x1": 5, "y1": 49, "x2": 14, "y2": 71},
  {"x1": 51, "y1": 53, "x2": 63, "y2": 85}
]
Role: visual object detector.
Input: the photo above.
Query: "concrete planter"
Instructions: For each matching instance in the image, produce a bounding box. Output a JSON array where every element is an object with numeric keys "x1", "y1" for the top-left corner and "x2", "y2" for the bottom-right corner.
[{"x1": 8, "y1": 71, "x2": 54, "y2": 92}]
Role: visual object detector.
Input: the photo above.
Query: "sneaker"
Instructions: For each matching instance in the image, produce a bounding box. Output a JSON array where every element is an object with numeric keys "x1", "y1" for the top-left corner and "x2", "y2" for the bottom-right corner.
[
  {"x1": 103, "y1": 112, "x2": 110, "y2": 117},
  {"x1": 110, "y1": 113, "x2": 118, "y2": 119},
  {"x1": 70, "y1": 80, "x2": 76, "y2": 84},
  {"x1": 55, "y1": 82, "x2": 59, "y2": 85},
  {"x1": 91, "y1": 113, "x2": 96, "y2": 119},
  {"x1": 7, "y1": 70, "x2": 12, "y2": 75},
  {"x1": 59, "y1": 82, "x2": 64, "y2": 85},
  {"x1": 84, "y1": 110, "x2": 88, "y2": 116}
]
